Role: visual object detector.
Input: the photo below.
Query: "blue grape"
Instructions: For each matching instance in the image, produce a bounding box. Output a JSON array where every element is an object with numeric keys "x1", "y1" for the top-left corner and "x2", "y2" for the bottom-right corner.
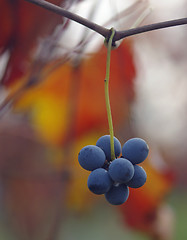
[
  {"x1": 78, "y1": 145, "x2": 106, "y2": 171},
  {"x1": 105, "y1": 184, "x2": 129, "y2": 205},
  {"x1": 126, "y1": 165, "x2": 147, "y2": 188},
  {"x1": 122, "y1": 138, "x2": 149, "y2": 164},
  {"x1": 96, "y1": 135, "x2": 121, "y2": 161},
  {"x1": 108, "y1": 158, "x2": 134, "y2": 183},
  {"x1": 87, "y1": 168, "x2": 113, "y2": 195}
]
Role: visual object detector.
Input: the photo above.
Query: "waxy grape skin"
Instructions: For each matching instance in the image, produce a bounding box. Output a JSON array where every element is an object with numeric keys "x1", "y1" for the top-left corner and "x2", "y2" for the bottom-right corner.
[
  {"x1": 78, "y1": 145, "x2": 106, "y2": 171},
  {"x1": 108, "y1": 158, "x2": 134, "y2": 183},
  {"x1": 87, "y1": 168, "x2": 113, "y2": 195},
  {"x1": 96, "y1": 135, "x2": 121, "y2": 161},
  {"x1": 78, "y1": 136, "x2": 149, "y2": 205},
  {"x1": 105, "y1": 184, "x2": 129, "y2": 205},
  {"x1": 122, "y1": 138, "x2": 149, "y2": 164},
  {"x1": 126, "y1": 165, "x2": 147, "y2": 188}
]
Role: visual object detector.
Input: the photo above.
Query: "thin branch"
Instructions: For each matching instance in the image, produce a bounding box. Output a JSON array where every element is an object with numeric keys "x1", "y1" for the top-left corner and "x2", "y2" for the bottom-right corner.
[
  {"x1": 24, "y1": 0, "x2": 109, "y2": 38},
  {"x1": 114, "y1": 17, "x2": 187, "y2": 41},
  {"x1": 24, "y1": 0, "x2": 187, "y2": 46}
]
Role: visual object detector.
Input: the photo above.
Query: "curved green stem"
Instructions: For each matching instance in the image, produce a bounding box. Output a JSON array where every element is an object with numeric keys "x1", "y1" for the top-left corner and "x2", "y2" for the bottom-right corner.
[{"x1": 104, "y1": 28, "x2": 116, "y2": 161}]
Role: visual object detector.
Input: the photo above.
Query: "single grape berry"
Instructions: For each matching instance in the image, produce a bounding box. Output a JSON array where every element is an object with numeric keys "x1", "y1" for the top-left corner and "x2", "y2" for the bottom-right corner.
[
  {"x1": 96, "y1": 135, "x2": 121, "y2": 161},
  {"x1": 78, "y1": 145, "x2": 106, "y2": 171},
  {"x1": 122, "y1": 138, "x2": 149, "y2": 164},
  {"x1": 105, "y1": 184, "x2": 129, "y2": 205},
  {"x1": 87, "y1": 168, "x2": 113, "y2": 195},
  {"x1": 108, "y1": 158, "x2": 134, "y2": 183},
  {"x1": 126, "y1": 165, "x2": 147, "y2": 188}
]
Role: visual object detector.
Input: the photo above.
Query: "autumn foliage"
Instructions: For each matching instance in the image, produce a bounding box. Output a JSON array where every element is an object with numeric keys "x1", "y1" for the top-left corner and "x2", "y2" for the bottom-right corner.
[{"x1": 0, "y1": 0, "x2": 175, "y2": 239}]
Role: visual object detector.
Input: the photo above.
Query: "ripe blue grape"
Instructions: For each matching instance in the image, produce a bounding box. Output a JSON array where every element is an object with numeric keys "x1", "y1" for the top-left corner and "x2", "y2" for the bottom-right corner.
[
  {"x1": 78, "y1": 145, "x2": 106, "y2": 171},
  {"x1": 105, "y1": 184, "x2": 129, "y2": 205},
  {"x1": 87, "y1": 168, "x2": 113, "y2": 195},
  {"x1": 96, "y1": 135, "x2": 121, "y2": 161},
  {"x1": 122, "y1": 138, "x2": 149, "y2": 164},
  {"x1": 126, "y1": 165, "x2": 147, "y2": 188},
  {"x1": 108, "y1": 158, "x2": 134, "y2": 183}
]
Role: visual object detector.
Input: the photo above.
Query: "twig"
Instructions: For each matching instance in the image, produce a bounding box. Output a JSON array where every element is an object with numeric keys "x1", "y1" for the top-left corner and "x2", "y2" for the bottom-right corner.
[
  {"x1": 24, "y1": 0, "x2": 187, "y2": 46},
  {"x1": 114, "y1": 17, "x2": 187, "y2": 41},
  {"x1": 24, "y1": 0, "x2": 109, "y2": 38}
]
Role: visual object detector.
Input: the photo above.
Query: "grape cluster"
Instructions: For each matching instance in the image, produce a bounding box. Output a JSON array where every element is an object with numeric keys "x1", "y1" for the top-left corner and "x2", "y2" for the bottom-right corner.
[{"x1": 78, "y1": 135, "x2": 149, "y2": 205}]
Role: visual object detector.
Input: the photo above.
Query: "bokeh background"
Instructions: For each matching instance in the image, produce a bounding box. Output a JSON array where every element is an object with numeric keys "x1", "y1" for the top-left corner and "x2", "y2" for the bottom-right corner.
[{"x1": 0, "y1": 0, "x2": 186, "y2": 239}]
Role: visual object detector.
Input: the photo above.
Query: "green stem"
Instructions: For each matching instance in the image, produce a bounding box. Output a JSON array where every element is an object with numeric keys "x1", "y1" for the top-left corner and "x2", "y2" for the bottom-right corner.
[{"x1": 104, "y1": 28, "x2": 116, "y2": 161}]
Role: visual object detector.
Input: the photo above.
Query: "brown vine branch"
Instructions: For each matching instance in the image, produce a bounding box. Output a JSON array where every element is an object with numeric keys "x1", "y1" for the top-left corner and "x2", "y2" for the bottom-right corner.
[
  {"x1": 24, "y1": 0, "x2": 109, "y2": 38},
  {"x1": 24, "y1": 0, "x2": 187, "y2": 45},
  {"x1": 114, "y1": 17, "x2": 187, "y2": 41}
]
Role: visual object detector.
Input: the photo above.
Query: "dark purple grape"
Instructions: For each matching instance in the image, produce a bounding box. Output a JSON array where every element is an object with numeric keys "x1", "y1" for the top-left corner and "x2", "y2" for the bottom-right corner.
[
  {"x1": 87, "y1": 168, "x2": 113, "y2": 195},
  {"x1": 126, "y1": 165, "x2": 147, "y2": 188},
  {"x1": 96, "y1": 135, "x2": 121, "y2": 161},
  {"x1": 78, "y1": 145, "x2": 106, "y2": 171},
  {"x1": 122, "y1": 138, "x2": 149, "y2": 164},
  {"x1": 105, "y1": 184, "x2": 129, "y2": 205},
  {"x1": 108, "y1": 158, "x2": 134, "y2": 183}
]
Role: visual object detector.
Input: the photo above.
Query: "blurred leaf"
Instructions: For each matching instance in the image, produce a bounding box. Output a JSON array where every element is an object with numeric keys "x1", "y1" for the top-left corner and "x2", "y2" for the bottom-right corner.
[{"x1": 0, "y1": 0, "x2": 63, "y2": 86}]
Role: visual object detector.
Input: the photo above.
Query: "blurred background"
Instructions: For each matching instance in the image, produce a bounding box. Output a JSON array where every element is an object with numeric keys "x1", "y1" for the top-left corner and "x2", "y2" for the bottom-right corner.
[{"x1": 0, "y1": 0, "x2": 186, "y2": 239}]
